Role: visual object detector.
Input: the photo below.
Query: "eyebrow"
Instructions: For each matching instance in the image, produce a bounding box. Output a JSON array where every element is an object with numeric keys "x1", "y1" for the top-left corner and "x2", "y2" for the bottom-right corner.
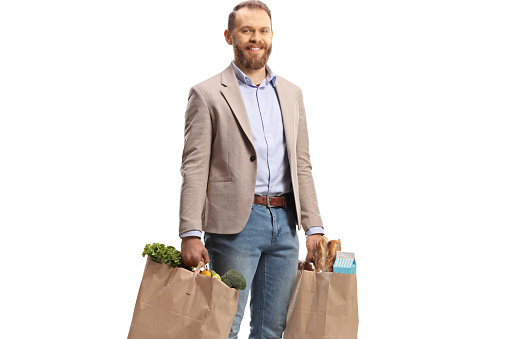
[{"x1": 239, "y1": 25, "x2": 271, "y2": 30}]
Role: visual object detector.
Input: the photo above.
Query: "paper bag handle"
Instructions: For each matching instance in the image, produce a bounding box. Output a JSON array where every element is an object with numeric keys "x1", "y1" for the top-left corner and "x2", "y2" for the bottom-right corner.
[
  {"x1": 186, "y1": 260, "x2": 206, "y2": 295},
  {"x1": 164, "y1": 266, "x2": 179, "y2": 286},
  {"x1": 297, "y1": 260, "x2": 317, "y2": 293}
]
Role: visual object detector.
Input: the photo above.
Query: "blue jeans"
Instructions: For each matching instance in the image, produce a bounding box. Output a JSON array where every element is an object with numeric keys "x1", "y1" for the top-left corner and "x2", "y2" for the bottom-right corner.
[{"x1": 204, "y1": 201, "x2": 299, "y2": 339}]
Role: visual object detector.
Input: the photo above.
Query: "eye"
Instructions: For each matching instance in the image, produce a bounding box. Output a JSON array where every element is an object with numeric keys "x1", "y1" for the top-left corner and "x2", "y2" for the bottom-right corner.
[{"x1": 243, "y1": 29, "x2": 251, "y2": 33}]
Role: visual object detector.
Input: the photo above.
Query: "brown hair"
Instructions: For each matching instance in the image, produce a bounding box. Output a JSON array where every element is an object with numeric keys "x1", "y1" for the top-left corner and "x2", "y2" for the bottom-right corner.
[{"x1": 228, "y1": 1, "x2": 272, "y2": 33}]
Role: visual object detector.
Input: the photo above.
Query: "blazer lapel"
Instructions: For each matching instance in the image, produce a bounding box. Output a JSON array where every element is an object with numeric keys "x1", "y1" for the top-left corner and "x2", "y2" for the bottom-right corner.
[
  {"x1": 274, "y1": 79, "x2": 295, "y2": 165},
  {"x1": 220, "y1": 64, "x2": 255, "y2": 149}
]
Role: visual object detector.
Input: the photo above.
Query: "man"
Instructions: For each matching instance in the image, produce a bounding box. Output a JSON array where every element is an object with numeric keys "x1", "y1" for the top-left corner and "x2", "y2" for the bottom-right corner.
[{"x1": 178, "y1": 1, "x2": 324, "y2": 338}]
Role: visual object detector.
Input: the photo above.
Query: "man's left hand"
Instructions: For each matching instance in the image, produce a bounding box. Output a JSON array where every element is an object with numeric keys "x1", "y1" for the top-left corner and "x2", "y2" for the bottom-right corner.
[{"x1": 305, "y1": 233, "x2": 323, "y2": 263}]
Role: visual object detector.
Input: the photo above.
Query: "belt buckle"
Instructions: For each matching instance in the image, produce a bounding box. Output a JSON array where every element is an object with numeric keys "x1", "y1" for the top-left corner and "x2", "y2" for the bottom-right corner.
[
  {"x1": 266, "y1": 194, "x2": 286, "y2": 208},
  {"x1": 266, "y1": 194, "x2": 272, "y2": 208}
]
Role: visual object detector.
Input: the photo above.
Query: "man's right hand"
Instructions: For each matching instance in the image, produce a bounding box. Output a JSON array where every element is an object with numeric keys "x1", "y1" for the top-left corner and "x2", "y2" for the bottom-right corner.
[{"x1": 181, "y1": 236, "x2": 209, "y2": 267}]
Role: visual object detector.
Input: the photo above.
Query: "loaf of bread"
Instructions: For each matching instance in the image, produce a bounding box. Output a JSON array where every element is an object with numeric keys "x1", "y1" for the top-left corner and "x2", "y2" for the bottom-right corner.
[
  {"x1": 324, "y1": 239, "x2": 341, "y2": 272},
  {"x1": 314, "y1": 236, "x2": 329, "y2": 272}
]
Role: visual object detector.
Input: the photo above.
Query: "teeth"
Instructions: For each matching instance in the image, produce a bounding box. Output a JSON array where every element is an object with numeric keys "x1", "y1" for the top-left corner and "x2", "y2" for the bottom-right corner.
[{"x1": 249, "y1": 48, "x2": 261, "y2": 50}]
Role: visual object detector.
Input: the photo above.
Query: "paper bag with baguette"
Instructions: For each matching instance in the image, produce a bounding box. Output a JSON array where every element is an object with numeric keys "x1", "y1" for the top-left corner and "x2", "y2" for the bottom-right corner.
[{"x1": 284, "y1": 236, "x2": 358, "y2": 339}]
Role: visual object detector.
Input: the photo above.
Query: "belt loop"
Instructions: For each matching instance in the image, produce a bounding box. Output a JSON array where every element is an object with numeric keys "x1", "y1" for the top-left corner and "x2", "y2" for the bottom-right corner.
[
  {"x1": 283, "y1": 194, "x2": 287, "y2": 210},
  {"x1": 266, "y1": 194, "x2": 271, "y2": 208}
]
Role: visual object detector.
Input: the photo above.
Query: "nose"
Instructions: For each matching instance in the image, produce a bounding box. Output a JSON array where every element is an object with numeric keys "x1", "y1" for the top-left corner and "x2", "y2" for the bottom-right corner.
[{"x1": 250, "y1": 31, "x2": 261, "y2": 43}]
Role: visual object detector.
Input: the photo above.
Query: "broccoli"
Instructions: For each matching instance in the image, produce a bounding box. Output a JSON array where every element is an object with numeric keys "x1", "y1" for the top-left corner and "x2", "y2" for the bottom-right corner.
[{"x1": 221, "y1": 269, "x2": 247, "y2": 290}]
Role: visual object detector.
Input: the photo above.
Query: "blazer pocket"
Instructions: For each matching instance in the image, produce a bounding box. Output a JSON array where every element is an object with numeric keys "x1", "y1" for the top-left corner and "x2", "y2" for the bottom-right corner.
[
  {"x1": 207, "y1": 176, "x2": 232, "y2": 183},
  {"x1": 207, "y1": 158, "x2": 231, "y2": 183}
]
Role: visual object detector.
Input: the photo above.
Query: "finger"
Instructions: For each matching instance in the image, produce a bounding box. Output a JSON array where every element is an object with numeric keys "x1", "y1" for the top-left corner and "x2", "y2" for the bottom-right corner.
[
  {"x1": 184, "y1": 251, "x2": 197, "y2": 267},
  {"x1": 192, "y1": 256, "x2": 201, "y2": 268},
  {"x1": 202, "y1": 248, "x2": 210, "y2": 264},
  {"x1": 182, "y1": 256, "x2": 193, "y2": 268},
  {"x1": 305, "y1": 251, "x2": 314, "y2": 263}
]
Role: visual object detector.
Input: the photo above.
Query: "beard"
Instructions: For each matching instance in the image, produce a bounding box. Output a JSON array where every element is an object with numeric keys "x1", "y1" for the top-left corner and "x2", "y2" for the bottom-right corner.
[{"x1": 232, "y1": 37, "x2": 272, "y2": 70}]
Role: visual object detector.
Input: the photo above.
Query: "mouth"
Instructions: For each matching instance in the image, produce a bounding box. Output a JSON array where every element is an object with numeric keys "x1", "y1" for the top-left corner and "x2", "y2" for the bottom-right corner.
[{"x1": 247, "y1": 47, "x2": 263, "y2": 52}]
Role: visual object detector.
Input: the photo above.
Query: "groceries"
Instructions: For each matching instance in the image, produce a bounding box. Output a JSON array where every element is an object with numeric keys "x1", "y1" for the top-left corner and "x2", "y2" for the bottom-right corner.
[
  {"x1": 308, "y1": 236, "x2": 357, "y2": 275},
  {"x1": 142, "y1": 243, "x2": 189, "y2": 269},
  {"x1": 313, "y1": 236, "x2": 341, "y2": 272},
  {"x1": 199, "y1": 267, "x2": 222, "y2": 281},
  {"x1": 221, "y1": 269, "x2": 247, "y2": 290},
  {"x1": 211, "y1": 270, "x2": 221, "y2": 280},
  {"x1": 200, "y1": 269, "x2": 212, "y2": 277},
  {"x1": 142, "y1": 243, "x2": 245, "y2": 290},
  {"x1": 324, "y1": 239, "x2": 340, "y2": 272},
  {"x1": 333, "y1": 252, "x2": 356, "y2": 274}
]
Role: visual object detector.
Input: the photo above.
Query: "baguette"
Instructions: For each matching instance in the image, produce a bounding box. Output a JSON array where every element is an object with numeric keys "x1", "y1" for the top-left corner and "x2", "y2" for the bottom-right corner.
[
  {"x1": 324, "y1": 239, "x2": 341, "y2": 272},
  {"x1": 314, "y1": 235, "x2": 329, "y2": 272}
]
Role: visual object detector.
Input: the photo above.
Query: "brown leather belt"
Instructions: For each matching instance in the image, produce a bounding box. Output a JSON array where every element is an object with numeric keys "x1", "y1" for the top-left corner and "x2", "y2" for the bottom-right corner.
[{"x1": 254, "y1": 193, "x2": 291, "y2": 208}]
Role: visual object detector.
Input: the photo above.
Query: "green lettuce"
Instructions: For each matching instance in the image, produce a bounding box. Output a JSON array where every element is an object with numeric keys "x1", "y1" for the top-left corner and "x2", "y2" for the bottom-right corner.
[{"x1": 142, "y1": 243, "x2": 183, "y2": 267}]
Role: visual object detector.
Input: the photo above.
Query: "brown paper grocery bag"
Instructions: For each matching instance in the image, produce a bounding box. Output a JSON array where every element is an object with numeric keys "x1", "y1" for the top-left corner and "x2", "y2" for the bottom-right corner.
[
  {"x1": 128, "y1": 257, "x2": 239, "y2": 339},
  {"x1": 283, "y1": 269, "x2": 358, "y2": 339}
]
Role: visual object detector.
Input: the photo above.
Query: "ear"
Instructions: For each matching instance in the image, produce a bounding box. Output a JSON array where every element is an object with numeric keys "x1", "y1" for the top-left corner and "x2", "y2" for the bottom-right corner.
[{"x1": 224, "y1": 29, "x2": 233, "y2": 46}]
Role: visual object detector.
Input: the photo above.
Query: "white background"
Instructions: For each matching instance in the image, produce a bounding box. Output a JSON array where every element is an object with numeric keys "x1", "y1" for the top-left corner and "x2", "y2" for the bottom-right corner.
[{"x1": 1, "y1": 1, "x2": 508, "y2": 338}]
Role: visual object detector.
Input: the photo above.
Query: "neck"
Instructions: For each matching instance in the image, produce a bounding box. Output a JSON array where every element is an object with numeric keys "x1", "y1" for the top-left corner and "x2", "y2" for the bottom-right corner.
[{"x1": 234, "y1": 60, "x2": 267, "y2": 85}]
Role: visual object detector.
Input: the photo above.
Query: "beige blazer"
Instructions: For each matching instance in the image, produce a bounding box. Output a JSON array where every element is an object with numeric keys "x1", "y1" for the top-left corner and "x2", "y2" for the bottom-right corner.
[{"x1": 179, "y1": 63, "x2": 323, "y2": 235}]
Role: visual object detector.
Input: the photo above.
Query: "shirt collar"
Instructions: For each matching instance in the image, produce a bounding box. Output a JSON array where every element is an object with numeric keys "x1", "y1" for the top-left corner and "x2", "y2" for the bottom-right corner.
[{"x1": 231, "y1": 61, "x2": 277, "y2": 87}]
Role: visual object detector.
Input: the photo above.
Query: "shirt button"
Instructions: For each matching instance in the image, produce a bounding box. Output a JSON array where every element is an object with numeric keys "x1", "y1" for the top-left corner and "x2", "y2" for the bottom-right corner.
[
  {"x1": 267, "y1": 134, "x2": 270, "y2": 138},
  {"x1": 250, "y1": 156, "x2": 256, "y2": 162},
  {"x1": 270, "y1": 158, "x2": 274, "y2": 162},
  {"x1": 263, "y1": 111, "x2": 266, "y2": 114},
  {"x1": 270, "y1": 184, "x2": 274, "y2": 188}
]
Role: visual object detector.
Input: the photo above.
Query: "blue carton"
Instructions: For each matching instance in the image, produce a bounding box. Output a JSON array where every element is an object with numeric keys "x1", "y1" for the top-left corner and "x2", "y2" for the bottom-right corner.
[{"x1": 333, "y1": 252, "x2": 356, "y2": 274}]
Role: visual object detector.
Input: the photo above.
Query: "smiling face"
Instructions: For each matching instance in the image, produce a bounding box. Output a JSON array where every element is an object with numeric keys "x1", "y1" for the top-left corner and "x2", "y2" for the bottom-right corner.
[{"x1": 226, "y1": 7, "x2": 273, "y2": 71}]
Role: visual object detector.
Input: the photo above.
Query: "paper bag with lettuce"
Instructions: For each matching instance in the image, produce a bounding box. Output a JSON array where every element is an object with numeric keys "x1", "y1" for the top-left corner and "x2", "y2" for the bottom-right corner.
[{"x1": 127, "y1": 243, "x2": 241, "y2": 339}]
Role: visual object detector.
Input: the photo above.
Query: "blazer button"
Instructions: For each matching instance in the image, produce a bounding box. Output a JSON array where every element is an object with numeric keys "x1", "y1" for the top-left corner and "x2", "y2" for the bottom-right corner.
[{"x1": 250, "y1": 156, "x2": 256, "y2": 162}]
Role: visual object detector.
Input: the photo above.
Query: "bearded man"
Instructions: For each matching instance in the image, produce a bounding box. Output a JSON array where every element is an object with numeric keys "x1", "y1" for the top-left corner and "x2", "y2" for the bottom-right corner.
[{"x1": 178, "y1": 1, "x2": 324, "y2": 338}]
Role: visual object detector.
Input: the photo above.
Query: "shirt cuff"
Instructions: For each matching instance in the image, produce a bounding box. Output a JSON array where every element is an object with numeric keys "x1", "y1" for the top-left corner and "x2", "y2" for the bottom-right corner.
[
  {"x1": 179, "y1": 230, "x2": 203, "y2": 239},
  {"x1": 305, "y1": 226, "x2": 325, "y2": 237}
]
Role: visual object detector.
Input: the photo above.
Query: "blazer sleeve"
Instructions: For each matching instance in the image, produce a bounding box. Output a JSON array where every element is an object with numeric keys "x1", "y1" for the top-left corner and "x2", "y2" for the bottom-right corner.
[
  {"x1": 179, "y1": 86, "x2": 212, "y2": 234},
  {"x1": 295, "y1": 88, "x2": 324, "y2": 230}
]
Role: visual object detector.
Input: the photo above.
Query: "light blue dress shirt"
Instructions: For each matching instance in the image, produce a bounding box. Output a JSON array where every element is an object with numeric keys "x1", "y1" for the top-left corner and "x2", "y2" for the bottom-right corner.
[
  {"x1": 180, "y1": 61, "x2": 324, "y2": 238},
  {"x1": 232, "y1": 61, "x2": 292, "y2": 196}
]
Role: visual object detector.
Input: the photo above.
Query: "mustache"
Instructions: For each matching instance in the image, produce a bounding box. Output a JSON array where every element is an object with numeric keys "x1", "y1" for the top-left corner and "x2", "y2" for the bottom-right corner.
[{"x1": 244, "y1": 42, "x2": 268, "y2": 49}]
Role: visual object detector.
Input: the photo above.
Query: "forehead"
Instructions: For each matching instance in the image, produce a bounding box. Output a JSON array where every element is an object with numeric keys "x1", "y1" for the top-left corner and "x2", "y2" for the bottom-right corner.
[{"x1": 234, "y1": 8, "x2": 271, "y2": 29}]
